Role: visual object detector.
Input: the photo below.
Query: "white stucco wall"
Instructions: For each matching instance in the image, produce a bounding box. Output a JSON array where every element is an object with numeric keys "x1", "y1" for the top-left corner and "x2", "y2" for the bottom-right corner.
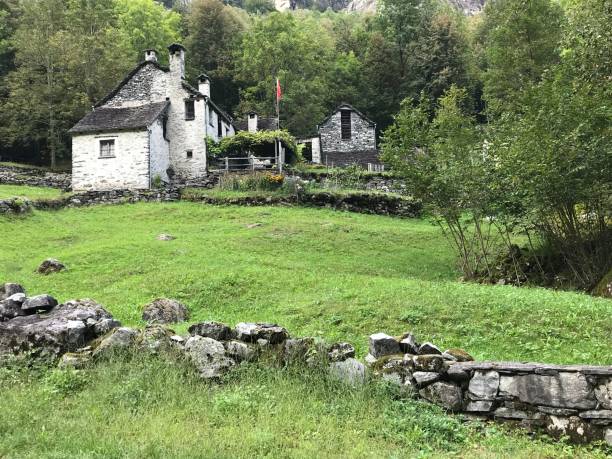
[
  {"x1": 149, "y1": 119, "x2": 170, "y2": 184},
  {"x1": 72, "y1": 130, "x2": 150, "y2": 191}
]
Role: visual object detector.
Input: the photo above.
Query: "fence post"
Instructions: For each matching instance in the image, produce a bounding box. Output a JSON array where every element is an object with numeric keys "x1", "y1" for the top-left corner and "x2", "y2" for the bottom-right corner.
[{"x1": 225, "y1": 157, "x2": 229, "y2": 172}]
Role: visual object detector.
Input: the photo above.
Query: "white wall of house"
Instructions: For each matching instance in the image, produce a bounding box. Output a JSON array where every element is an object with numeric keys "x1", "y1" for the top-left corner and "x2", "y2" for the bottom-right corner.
[
  {"x1": 149, "y1": 119, "x2": 170, "y2": 184},
  {"x1": 72, "y1": 130, "x2": 150, "y2": 191}
]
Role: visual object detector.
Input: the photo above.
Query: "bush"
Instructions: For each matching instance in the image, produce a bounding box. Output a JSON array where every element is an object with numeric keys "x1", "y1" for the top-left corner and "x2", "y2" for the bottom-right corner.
[{"x1": 218, "y1": 172, "x2": 285, "y2": 192}]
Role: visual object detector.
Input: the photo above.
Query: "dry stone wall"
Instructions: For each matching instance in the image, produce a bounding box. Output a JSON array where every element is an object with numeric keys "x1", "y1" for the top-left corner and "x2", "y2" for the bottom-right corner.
[
  {"x1": 1, "y1": 282, "x2": 610, "y2": 446},
  {"x1": 0, "y1": 165, "x2": 71, "y2": 189}
]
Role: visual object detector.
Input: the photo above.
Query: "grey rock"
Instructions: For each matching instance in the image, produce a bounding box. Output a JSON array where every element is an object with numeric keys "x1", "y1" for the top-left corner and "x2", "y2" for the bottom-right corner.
[
  {"x1": 188, "y1": 321, "x2": 233, "y2": 341},
  {"x1": 412, "y1": 354, "x2": 447, "y2": 373},
  {"x1": 468, "y1": 371, "x2": 500, "y2": 401},
  {"x1": 605, "y1": 428, "x2": 612, "y2": 446},
  {"x1": 157, "y1": 233, "x2": 175, "y2": 241},
  {"x1": 284, "y1": 338, "x2": 318, "y2": 363},
  {"x1": 447, "y1": 364, "x2": 470, "y2": 383},
  {"x1": 398, "y1": 333, "x2": 419, "y2": 354},
  {"x1": 368, "y1": 333, "x2": 400, "y2": 358},
  {"x1": 547, "y1": 415, "x2": 600, "y2": 443},
  {"x1": 328, "y1": 342, "x2": 355, "y2": 362},
  {"x1": 170, "y1": 335, "x2": 185, "y2": 344},
  {"x1": 21, "y1": 294, "x2": 58, "y2": 313},
  {"x1": 235, "y1": 322, "x2": 289, "y2": 344},
  {"x1": 364, "y1": 353, "x2": 377, "y2": 365},
  {"x1": 142, "y1": 298, "x2": 189, "y2": 324},
  {"x1": 442, "y1": 348, "x2": 474, "y2": 362},
  {"x1": 595, "y1": 378, "x2": 612, "y2": 409},
  {"x1": 499, "y1": 373, "x2": 597, "y2": 410},
  {"x1": 37, "y1": 259, "x2": 66, "y2": 275},
  {"x1": 382, "y1": 372, "x2": 403, "y2": 386},
  {"x1": 224, "y1": 340, "x2": 257, "y2": 362},
  {"x1": 184, "y1": 336, "x2": 236, "y2": 379},
  {"x1": 413, "y1": 371, "x2": 440, "y2": 387},
  {"x1": 330, "y1": 358, "x2": 366, "y2": 386},
  {"x1": 140, "y1": 324, "x2": 174, "y2": 353},
  {"x1": 466, "y1": 400, "x2": 495, "y2": 412},
  {"x1": 93, "y1": 318, "x2": 121, "y2": 336},
  {"x1": 93, "y1": 327, "x2": 139, "y2": 357},
  {"x1": 0, "y1": 283, "x2": 25, "y2": 300},
  {"x1": 579, "y1": 410, "x2": 612, "y2": 420},
  {"x1": 418, "y1": 342, "x2": 442, "y2": 355},
  {"x1": 419, "y1": 382, "x2": 463, "y2": 411},
  {"x1": 0, "y1": 293, "x2": 27, "y2": 320},
  {"x1": 0, "y1": 298, "x2": 114, "y2": 357},
  {"x1": 537, "y1": 406, "x2": 578, "y2": 416}
]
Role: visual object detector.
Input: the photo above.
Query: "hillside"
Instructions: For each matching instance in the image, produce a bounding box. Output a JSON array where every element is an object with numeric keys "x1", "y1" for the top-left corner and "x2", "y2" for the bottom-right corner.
[{"x1": 274, "y1": 0, "x2": 486, "y2": 15}]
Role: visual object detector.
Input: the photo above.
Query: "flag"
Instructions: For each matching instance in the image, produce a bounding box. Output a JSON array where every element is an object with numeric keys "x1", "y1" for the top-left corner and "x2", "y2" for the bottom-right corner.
[{"x1": 276, "y1": 78, "x2": 282, "y2": 103}]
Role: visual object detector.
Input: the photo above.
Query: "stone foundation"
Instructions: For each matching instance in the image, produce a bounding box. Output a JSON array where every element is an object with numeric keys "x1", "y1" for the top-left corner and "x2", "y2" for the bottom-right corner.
[
  {"x1": 0, "y1": 165, "x2": 71, "y2": 190},
  {"x1": 1, "y1": 282, "x2": 610, "y2": 446}
]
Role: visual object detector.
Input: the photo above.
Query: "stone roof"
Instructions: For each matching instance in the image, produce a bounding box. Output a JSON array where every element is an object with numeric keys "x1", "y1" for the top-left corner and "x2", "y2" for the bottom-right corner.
[
  {"x1": 68, "y1": 102, "x2": 169, "y2": 135},
  {"x1": 235, "y1": 116, "x2": 279, "y2": 132}
]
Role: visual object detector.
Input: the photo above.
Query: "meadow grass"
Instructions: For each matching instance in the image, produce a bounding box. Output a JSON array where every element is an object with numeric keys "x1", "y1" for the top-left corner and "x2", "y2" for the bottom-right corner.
[
  {"x1": 0, "y1": 184, "x2": 68, "y2": 200},
  {"x1": 0, "y1": 202, "x2": 610, "y2": 364},
  {"x1": 0, "y1": 354, "x2": 608, "y2": 459},
  {"x1": 1, "y1": 201, "x2": 611, "y2": 457}
]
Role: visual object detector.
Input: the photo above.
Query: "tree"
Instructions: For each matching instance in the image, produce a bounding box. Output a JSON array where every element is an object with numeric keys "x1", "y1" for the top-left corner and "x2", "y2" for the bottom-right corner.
[
  {"x1": 185, "y1": 0, "x2": 246, "y2": 112},
  {"x1": 480, "y1": 0, "x2": 564, "y2": 114}
]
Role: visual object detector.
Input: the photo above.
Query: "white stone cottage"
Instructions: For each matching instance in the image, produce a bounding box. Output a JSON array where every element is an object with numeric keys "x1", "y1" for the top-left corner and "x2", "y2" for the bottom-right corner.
[
  {"x1": 300, "y1": 103, "x2": 378, "y2": 167},
  {"x1": 69, "y1": 44, "x2": 235, "y2": 191}
]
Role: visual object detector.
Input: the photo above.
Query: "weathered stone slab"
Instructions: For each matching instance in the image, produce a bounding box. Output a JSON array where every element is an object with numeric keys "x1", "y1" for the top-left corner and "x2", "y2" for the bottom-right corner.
[
  {"x1": 369, "y1": 333, "x2": 400, "y2": 358},
  {"x1": 443, "y1": 348, "x2": 474, "y2": 362},
  {"x1": 188, "y1": 321, "x2": 233, "y2": 341},
  {"x1": 412, "y1": 354, "x2": 447, "y2": 373},
  {"x1": 537, "y1": 406, "x2": 578, "y2": 416},
  {"x1": 224, "y1": 340, "x2": 257, "y2": 362},
  {"x1": 328, "y1": 342, "x2": 355, "y2": 362},
  {"x1": 494, "y1": 407, "x2": 543, "y2": 420},
  {"x1": 499, "y1": 373, "x2": 597, "y2": 409},
  {"x1": 0, "y1": 283, "x2": 25, "y2": 301},
  {"x1": 419, "y1": 382, "x2": 463, "y2": 411},
  {"x1": 468, "y1": 371, "x2": 500, "y2": 401},
  {"x1": 93, "y1": 327, "x2": 139, "y2": 357},
  {"x1": 466, "y1": 400, "x2": 494, "y2": 412},
  {"x1": 21, "y1": 294, "x2": 58, "y2": 313},
  {"x1": 235, "y1": 323, "x2": 289, "y2": 344},
  {"x1": 413, "y1": 371, "x2": 440, "y2": 387},
  {"x1": 447, "y1": 364, "x2": 470, "y2": 383},
  {"x1": 578, "y1": 410, "x2": 612, "y2": 420},
  {"x1": 418, "y1": 342, "x2": 442, "y2": 355},
  {"x1": 595, "y1": 378, "x2": 612, "y2": 409},
  {"x1": 0, "y1": 293, "x2": 27, "y2": 320},
  {"x1": 452, "y1": 361, "x2": 612, "y2": 376},
  {"x1": 37, "y1": 259, "x2": 66, "y2": 275},
  {"x1": 184, "y1": 336, "x2": 236, "y2": 379},
  {"x1": 330, "y1": 358, "x2": 366, "y2": 386},
  {"x1": 398, "y1": 333, "x2": 419, "y2": 354}
]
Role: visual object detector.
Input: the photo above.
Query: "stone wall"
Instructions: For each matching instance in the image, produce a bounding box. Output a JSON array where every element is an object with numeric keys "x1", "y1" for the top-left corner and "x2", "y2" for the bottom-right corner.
[
  {"x1": 30, "y1": 189, "x2": 180, "y2": 210},
  {"x1": 0, "y1": 165, "x2": 71, "y2": 190},
  {"x1": 1, "y1": 283, "x2": 610, "y2": 446},
  {"x1": 0, "y1": 198, "x2": 32, "y2": 215},
  {"x1": 322, "y1": 149, "x2": 381, "y2": 167}
]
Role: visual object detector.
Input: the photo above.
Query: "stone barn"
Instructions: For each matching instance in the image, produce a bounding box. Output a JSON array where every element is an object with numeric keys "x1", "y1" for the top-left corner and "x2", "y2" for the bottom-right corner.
[
  {"x1": 317, "y1": 104, "x2": 378, "y2": 167},
  {"x1": 69, "y1": 44, "x2": 235, "y2": 191}
]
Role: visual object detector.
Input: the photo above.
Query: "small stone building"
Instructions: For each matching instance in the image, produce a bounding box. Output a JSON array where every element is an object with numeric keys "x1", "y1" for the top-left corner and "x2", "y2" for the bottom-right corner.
[
  {"x1": 317, "y1": 104, "x2": 378, "y2": 167},
  {"x1": 69, "y1": 44, "x2": 235, "y2": 191}
]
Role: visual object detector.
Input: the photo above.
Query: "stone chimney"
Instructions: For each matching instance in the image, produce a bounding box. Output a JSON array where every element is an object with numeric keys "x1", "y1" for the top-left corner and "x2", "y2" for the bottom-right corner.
[
  {"x1": 167, "y1": 43, "x2": 186, "y2": 80},
  {"x1": 247, "y1": 112, "x2": 258, "y2": 133},
  {"x1": 144, "y1": 49, "x2": 158, "y2": 63},
  {"x1": 198, "y1": 74, "x2": 210, "y2": 98}
]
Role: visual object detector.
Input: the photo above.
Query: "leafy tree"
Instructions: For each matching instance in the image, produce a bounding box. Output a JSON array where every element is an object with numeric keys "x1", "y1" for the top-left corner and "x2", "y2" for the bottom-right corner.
[
  {"x1": 244, "y1": 0, "x2": 275, "y2": 14},
  {"x1": 480, "y1": 0, "x2": 564, "y2": 114},
  {"x1": 185, "y1": 0, "x2": 246, "y2": 112}
]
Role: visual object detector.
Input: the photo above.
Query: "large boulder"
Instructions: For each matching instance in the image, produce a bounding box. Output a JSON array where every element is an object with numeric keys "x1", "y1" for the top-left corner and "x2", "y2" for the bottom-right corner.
[
  {"x1": 235, "y1": 322, "x2": 289, "y2": 344},
  {"x1": 142, "y1": 298, "x2": 190, "y2": 324},
  {"x1": 93, "y1": 327, "x2": 139, "y2": 358},
  {"x1": 419, "y1": 381, "x2": 463, "y2": 411},
  {"x1": 330, "y1": 358, "x2": 366, "y2": 386},
  {"x1": 184, "y1": 336, "x2": 236, "y2": 379},
  {"x1": 368, "y1": 333, "x2": 400, "y2": 358},
  {"x1": 0, "y1": 299, "x2": 118, "y2": 358},
  {"x1": 0, "y1": 283, "x2": 25, "y2": 301},
  {"x1": 37, "y1": 259, "x2": 66, "y2": 275},
  {"x1": 188, "y1": 321, "x2": 234, "y2": 341}
]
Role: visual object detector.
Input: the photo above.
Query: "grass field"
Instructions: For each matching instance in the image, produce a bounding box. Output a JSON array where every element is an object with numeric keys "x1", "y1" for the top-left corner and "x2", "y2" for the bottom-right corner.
[
  {"x1": 1, "y1": 201, "x2": 611, "y2": 457},
  {"x1": 0, "y1": 184, "x2": 68, "y2": 200}
]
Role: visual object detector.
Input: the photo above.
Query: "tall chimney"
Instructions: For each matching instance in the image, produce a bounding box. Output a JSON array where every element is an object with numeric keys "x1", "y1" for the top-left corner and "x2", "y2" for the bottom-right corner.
[
  {"x1": 167, "y1": 43, "x2": 186, "y2": 80},
  {"x1": 247, "y1": 112, "x2": 258, "y2": 133},
  {"x1": 198, "y1": 74, "x2": 211, "y2": 98},
  {"x1": 144, "y1": 49, "x2": 158, "y2": 63}
]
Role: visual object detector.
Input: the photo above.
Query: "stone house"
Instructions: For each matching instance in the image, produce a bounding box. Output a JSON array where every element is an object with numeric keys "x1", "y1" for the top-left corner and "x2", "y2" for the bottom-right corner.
[
  {"x1": 69, "y1": 44, "x2": 235, "y2": 191},
  {"x1": 300, "y1": 103, "x2": 378, "y2": 167}
]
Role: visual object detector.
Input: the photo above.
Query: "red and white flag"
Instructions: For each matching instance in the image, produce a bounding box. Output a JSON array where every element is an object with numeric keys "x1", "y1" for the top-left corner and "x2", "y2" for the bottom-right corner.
[{"x1": 276, "y1": 78, "x2": 282, "y2": 103}]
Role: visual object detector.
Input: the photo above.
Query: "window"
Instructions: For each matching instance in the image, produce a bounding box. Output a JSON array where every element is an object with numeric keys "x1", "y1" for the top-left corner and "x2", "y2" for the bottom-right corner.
[
  {"x1": 185, "y1": 100, "x2": 195, "y2": 120},
  {"x1": 99, "y1": 139, "x2": 115, "y2": 158},
  {"x1": 218, "y1": 119, "x2": 223, "y2": 138},
  {"x1": 186, "y1": 150, "x2": 193, "y2": 159},
  {"x1": 341, "y1": 110, "x2": 352, "y2": 140}
]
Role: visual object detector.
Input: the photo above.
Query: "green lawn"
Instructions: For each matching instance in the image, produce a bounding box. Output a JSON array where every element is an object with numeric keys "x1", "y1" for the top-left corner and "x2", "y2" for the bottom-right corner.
[
  {"x1": 1, "y1": 202, "x2": 611, "y2": 458},
  {"x1": 0, "y1": 184, "x2": 68, "y2": 200},
  {"x1": 1, "y1": 202, "x2": 610, "y2": 364}
]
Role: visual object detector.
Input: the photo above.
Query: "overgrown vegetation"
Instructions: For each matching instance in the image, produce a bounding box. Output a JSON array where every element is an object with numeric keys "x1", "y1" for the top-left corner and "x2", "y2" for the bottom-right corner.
[
  {"x1": 207, "y1": 129, "x2": 299, "y2": 162},
  {"x1": 2, "y1": 354, "x2": 608, "y2": 458}
]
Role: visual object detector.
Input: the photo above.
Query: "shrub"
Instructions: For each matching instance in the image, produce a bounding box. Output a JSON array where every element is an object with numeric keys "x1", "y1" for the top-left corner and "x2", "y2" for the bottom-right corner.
[{"x1": 218, "y1": 172, "x2": 285, "y2": 192}]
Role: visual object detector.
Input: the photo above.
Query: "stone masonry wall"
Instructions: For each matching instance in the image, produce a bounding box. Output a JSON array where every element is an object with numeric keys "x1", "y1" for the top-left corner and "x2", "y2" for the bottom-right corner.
[
  {"x1": 0, "y1": 283, "x2": 610, "y2": 447},
  {"x1": 319, "y1": 110, "x2": 376, "y2": 154},
  {"x1": 0, "y1": 165, "x2": 71, "y2": 190}
]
